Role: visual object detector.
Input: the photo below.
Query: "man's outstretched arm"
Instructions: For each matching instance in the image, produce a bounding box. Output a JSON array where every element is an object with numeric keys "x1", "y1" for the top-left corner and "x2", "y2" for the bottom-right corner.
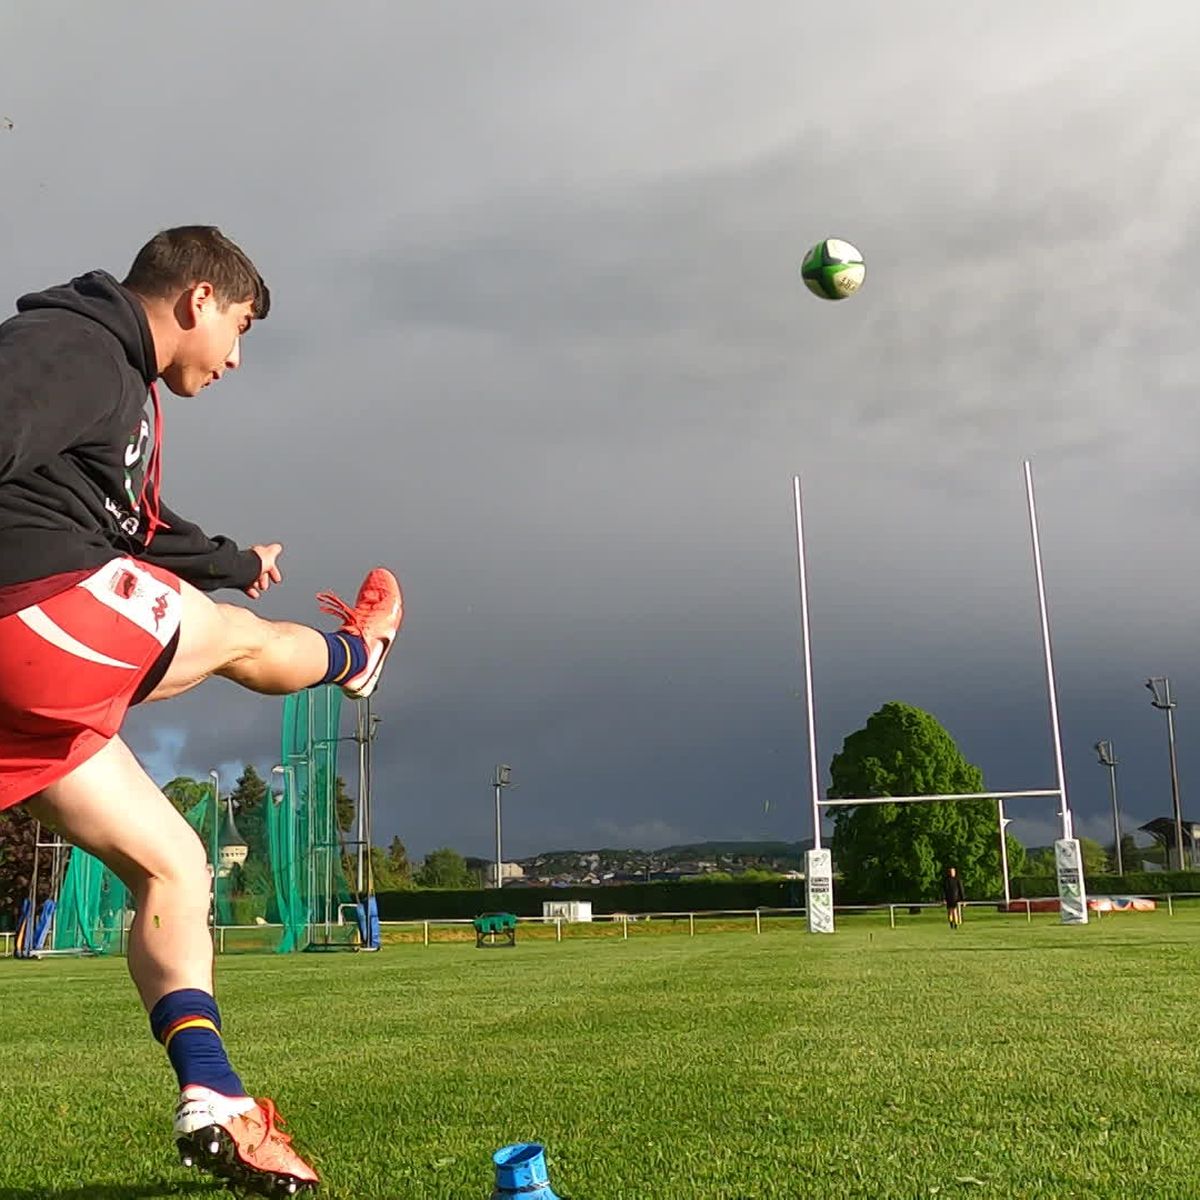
[{"x1": 140, "y1": 500, "x2": 282, "y2": 597}]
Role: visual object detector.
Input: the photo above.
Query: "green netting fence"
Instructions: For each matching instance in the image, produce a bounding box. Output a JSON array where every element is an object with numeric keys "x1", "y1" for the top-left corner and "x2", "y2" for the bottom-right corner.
[
  {"x1": 52, "y1": 839, "x2": 128, "y2": 954},
  {"x1": 271, "y1": 686, "x2": 353, "y2": 952},
  {"x1": 50, "y1": 686, "x2": 351, "y2": 955}
]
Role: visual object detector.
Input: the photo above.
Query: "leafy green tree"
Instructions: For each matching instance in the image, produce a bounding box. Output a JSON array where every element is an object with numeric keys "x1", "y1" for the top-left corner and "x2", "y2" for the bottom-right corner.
[
  {"x1": 1025, "y1": 848, "x2": 1056, "y2": 875},
  {"x1": 163, "y1": 776, "x2": 211, "y2": 817},
  {"x1": 1108, "y1": 833, "x2": 1140, "y2": 874},
  {"x1": 360, "y1": 837, "x2": 412, "y2": 890},
  {"x1": 739, "y1": 868, "x2": 785, "y2": 883},
  {"x1": 237, "y1": 857, "x2": 274, "y2": 899},
  {"x1": 463, "y1": 856, "x2": 491, "y2": 887},
  {"x1": 162, "y1": 776, "x2": 218, "y2": 860},
  {"x1": 414, "y1": 847, "x2": 475, "y2": 889},
  {"x1": 1025, "y1": 838, "x2": 1108, "y2": 878},
  {"x1": 0, "y1": 807, "x2": 38, "y2": 929},
  {"x1": 829, "y1": 701, "x2": 1009, "y2": 902},
  {"x1": 386, "y1": 836, "x2": 410, "y2": 881},
  {"x1": 1078, "y1": 836, "x2": 1110, "y2": 875},
  {"x1": 366, "y1": 845, "x2": 414, "y2": 891},
  {"x1": 1004, "y1": 833, "x2": 1027, "y2": 879},
  {"x1": 335, "y1": 776, "x2": 354, "y2": 834}
]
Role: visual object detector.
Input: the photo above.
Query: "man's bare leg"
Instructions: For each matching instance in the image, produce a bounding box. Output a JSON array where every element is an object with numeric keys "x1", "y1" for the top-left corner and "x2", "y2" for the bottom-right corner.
[
  {"x1": 143, "y1": 569, "x2": 401, "y2": 704},
  {"x1": 16, "y1": 569, "x2": 399, "y2": 1190},
  {"x1": 28, "y1": 736, "x2": 214, "y2": 1007},
  {"x1": 144, "y1": 579, "x2": 330, "y2": 702},
  {"x1": 29, "y1": 737, "x2": 320, "y2": 1189}
]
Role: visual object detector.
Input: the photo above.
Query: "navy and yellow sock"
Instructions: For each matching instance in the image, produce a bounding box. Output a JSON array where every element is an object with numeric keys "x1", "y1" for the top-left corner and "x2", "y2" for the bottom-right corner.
[
  {"x1": 149, "y1": 988, "x2": 245, "y2": 1095},
  {"x1": 315, "y1": 630, "x2": 368, "y2": 686}
]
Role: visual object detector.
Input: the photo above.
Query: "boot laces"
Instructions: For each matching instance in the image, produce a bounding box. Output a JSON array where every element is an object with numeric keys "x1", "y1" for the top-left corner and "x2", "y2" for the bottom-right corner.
[
  {"x1": 250, "y1": 1097, "x2": 294, "y2": 1155},
  {"x1": 315, "y1": 591, "x2": 361, "y2": 636}
]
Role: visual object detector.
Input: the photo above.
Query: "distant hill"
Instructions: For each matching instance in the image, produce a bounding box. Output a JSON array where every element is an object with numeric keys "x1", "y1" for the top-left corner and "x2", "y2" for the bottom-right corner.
[
  {"x1": 522, "y1": 840, "x2": 813, "y2": 861},
  {"x1": 515, "y1": 839, "x2": 815, "y2": 878},
  {"x1": 657, "y1": 840, "x2": 814, "y2": 859}
]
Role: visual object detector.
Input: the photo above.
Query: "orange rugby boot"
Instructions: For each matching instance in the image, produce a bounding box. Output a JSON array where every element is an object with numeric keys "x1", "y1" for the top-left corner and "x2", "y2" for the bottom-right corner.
[
  {"x1": 315, "y1": 566, "x2": 403, "y2": 699},
  {"x1": 175, "y1": 1085, "x2": 320, "y2": 1196}
]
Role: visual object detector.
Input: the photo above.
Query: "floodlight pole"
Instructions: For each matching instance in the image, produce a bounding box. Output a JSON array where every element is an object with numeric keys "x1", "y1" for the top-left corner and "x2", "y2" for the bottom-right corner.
[
  {"x1": 271, "y1": 762, "x2": 299, "y2": 925},
  {"x1": 207, "y1": 769, "x2": 220, "y2": 880},
  {"x1": 1094, "y1": 740, "x2": 1123, "y2": 876},
  {"x1": 355, "y1": 700, "x2": 380, "y2": 896},
  {"x1": 366, "y1": 707, "x2": 380, "y2": 899},
  {"x1": 493, "y1": 765, "x2": 512, "y2": 889},
  {"x1": 1146, "y1": 679, "x2": 1185, "y2": 869}
]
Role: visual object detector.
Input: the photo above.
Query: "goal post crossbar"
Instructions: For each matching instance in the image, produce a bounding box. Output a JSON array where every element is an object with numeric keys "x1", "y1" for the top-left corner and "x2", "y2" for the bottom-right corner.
[{"x1": 818, "y1": 789, "x2": 1060, "y2": 807}]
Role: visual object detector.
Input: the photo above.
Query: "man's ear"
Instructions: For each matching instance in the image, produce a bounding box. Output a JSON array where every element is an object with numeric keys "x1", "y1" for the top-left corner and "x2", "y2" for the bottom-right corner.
[{"x1": 173, "y1": 282, "x2": 214, "y2": 331}]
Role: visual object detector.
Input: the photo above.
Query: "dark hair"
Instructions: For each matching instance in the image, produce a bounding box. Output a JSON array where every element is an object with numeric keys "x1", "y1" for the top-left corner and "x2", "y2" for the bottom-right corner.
[{"x1": 122, "y1": 225, "x2": 270, "y2": 319}]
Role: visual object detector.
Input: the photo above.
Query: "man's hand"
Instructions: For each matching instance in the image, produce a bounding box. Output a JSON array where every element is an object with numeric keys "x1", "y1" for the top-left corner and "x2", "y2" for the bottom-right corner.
[{"x1": 246, "y1": 542, "x2": 284, "y2": 598}]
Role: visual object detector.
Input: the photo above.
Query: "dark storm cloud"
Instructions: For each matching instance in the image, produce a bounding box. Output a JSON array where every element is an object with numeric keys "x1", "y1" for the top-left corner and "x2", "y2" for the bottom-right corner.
[{"x1": 6, "y1": 2, "x2": 1200, "y2": 858}]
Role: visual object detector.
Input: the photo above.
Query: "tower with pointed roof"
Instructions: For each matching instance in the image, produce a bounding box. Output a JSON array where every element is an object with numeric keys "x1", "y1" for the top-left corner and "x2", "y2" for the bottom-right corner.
[{"x1": 217, "y1": 796, "x2": 249, "y2": 878}]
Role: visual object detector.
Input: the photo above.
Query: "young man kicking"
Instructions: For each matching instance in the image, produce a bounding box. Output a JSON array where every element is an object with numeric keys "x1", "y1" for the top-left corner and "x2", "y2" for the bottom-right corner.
[{"x1": 0, "y1": 226, "x2": 402, "y2": 1195}]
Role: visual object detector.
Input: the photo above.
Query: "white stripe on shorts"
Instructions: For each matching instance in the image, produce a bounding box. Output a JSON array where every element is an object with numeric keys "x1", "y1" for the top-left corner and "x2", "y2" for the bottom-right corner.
[{"x1": 15, "y1": 605, "x2": 138, "y2": 669}]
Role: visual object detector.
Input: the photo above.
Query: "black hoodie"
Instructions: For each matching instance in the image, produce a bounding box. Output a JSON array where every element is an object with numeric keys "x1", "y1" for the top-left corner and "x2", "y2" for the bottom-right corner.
[{"x1": 0, "y1": 270, "x2": 261, "y2": 600}]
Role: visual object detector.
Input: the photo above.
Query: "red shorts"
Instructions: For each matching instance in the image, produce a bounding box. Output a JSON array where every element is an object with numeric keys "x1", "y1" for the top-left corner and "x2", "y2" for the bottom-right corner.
[{"x1": 0, "y1": 557, "x2": 183, "y2": 811}]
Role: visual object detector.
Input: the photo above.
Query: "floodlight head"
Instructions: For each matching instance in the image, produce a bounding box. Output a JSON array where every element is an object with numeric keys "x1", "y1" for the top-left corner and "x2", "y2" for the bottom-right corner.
[
  {"x1": 271, "y1": 764, "x2": 285, "y2": 775},
  {"x1": 1147, "y1": 677, "x2": 1174, "y2": 709},
  {"x1": 495, "y1": 764, "x2": 512, "y2": 787},
  {"x1": 1094, "y1": 740, "x2": 1117, "y2": 767}
]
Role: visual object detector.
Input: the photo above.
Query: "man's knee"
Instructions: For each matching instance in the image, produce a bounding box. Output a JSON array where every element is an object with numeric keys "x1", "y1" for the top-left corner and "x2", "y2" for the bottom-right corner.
[
  {"x1": 205, "y1": 602, "x2": 268, "y2": 668},
  {"x1": 135, "y1": 830, "x2": 212, "y2": 903},
  {"x1": 148, "y1": 591, "x2": 268, "y2": 700}
]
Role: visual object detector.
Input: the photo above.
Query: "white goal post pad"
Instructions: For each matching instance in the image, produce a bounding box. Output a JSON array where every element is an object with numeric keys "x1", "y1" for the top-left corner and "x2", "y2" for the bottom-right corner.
[
  {"x1": 806, "y1": 848, "x2": 835, "y2": 933},
  {"x1": 1055, "y1": 838, "x2": 1089, "y2": 925}
]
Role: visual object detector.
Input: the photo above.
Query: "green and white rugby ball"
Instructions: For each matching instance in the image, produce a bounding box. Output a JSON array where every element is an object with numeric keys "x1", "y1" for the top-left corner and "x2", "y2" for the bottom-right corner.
[{"x1": 801, "y1": 238, "x2": 865, "y2": 301}]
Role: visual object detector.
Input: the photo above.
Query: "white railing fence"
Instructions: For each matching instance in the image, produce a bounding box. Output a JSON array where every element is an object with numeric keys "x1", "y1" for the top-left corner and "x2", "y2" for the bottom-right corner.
[{"x1": 5, "y1": 894, "x2": 1198, "y2": 958}]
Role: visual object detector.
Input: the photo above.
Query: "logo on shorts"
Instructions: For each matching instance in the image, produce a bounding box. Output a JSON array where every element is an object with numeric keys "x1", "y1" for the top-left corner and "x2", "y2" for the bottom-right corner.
[
  {"x1": 111, "y1": 570, "x2": 139, "y2": 600},
  {"x1": 151, "y1": 592, "x2": 170, "y2": 630}
]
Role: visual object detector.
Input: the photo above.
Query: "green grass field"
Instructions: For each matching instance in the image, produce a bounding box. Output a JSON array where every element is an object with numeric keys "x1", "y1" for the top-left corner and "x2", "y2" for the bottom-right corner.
[{"x1": 2, "y1": 908, "x2": 1199, "y2": 1199}]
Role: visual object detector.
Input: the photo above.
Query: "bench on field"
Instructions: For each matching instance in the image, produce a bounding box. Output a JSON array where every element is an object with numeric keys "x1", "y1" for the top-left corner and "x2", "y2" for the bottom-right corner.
[{"x1": 474, "y1": 911, "x2": 517, "y2": 949}]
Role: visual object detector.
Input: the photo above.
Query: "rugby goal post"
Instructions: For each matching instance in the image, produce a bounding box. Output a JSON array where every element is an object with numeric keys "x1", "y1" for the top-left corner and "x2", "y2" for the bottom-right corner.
[{"x1": 792, "y1": 462, "x2": 1087, "y2": 931}]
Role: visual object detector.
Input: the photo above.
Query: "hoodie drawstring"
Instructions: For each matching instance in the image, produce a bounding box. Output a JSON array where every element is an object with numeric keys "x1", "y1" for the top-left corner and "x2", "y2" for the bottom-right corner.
[{"x1": 140, "y1": 382, "x2": 167, "y2": 545}]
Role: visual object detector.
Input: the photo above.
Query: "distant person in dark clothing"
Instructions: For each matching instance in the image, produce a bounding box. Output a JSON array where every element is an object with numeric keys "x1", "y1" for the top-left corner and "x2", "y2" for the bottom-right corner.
[{"x1": 943, "y1": 866, "x2": 965, "y2": 928}]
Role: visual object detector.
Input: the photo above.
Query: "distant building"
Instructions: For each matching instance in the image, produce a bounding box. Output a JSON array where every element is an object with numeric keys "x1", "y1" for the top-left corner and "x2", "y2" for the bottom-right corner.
[
  {"x1": 487, "y1": 861, "x2": 526, "y2": 888},
  {"x1": 217, "y1": 798, "x2": 248, "y2": 878},
  {"x1": 1138, "y1": 818, "x2": 1200, "y2": 870}
]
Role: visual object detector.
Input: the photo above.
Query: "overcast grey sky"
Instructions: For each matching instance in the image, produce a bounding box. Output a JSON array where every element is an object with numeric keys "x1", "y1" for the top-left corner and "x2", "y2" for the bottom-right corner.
[{"x1": 5, "y1": 3, "x2": 1200, "y2": 859}]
